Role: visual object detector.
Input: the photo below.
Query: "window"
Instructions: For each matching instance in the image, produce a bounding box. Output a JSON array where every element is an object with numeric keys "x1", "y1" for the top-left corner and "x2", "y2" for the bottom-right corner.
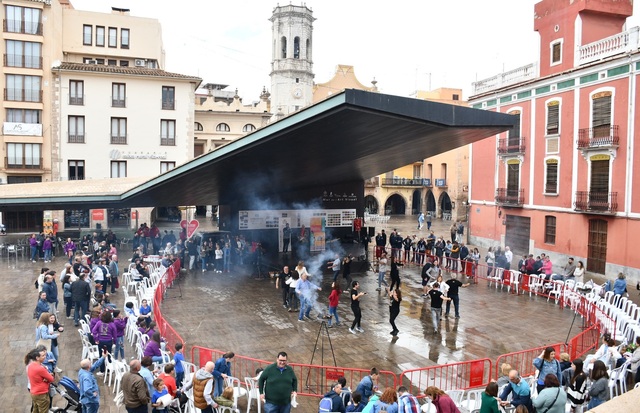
[
  {"x1": 546, "y1": 101, "x2": 559, "y2": 135},
  {"x1": 111, "y1": 161, "x2": 127, "y2": 178},
  {"x1": 121, "y1": 29, "x2": 130, "y2": 49},
  {"x1": 110, "y1": 117, "x2": 127, "y2": 144},
  {"x1": 507, "y1": 162, "x2": 520, "y2": 194},
  {"x1": 427, "y1": 163, "x2": 433, "y2": 179},
  {"x1": 161, "y1": 120, "x2": 176, "y2": 146},
  {"x1": 68, "y1": 116, "x2": 85, "y2": 143},
  {"x1": 592, "y1": 92, "x2": 612, "y2": 138},
  {"x1": 452, "y1": 94, "x2": 459, "y2": 101},
  {"x1": 68, "y1": 160, "x2": 85, "y2": 180},
  {"x1": 6, "y1": 143, "x2": 41, "y2": 169},
  {"x1": 6, "y1": 109, "x2": 41, "y2": 123},
  {"x1": 294, "y1": 36, "x2": 300, "y2": 59},
  {"x1": 216, "y1": 123, "x2": 230, "y2": 132},
  {"x1": 306, "y1": 38, "x2": 310, "y2": 60},
  {"x1": 5, "y1": 40, "x2": 42, "y2": 68},
  {"x1": 440, "y1": 163, "x2": 447, "y2": 180},
  {"x1": 590, "y1": 159, "x2": 609, "y2": 194},
  {"x1": 160, "y1": 161, "x2": 176, "y2": 173},
  {"x1": 5, "y1": 74, "x2": 41, "y2": 102},
  {"x1": 108, "y1": 27, "x2": 117, "y2": 47},
  {"x1": 162, "y1": 86, "x2": 175, "y2": 110},
  {"x1": 5, "y1": 5, "x2": 42, "y2": 35},
  {"x1": 120, "y1": 60, "x2": 129, "y2": 67},
  {"x1": 508, "y1": 110, "x2": 521, "y2": 148},
  {"x1": 96, "y1": 26, "x2": 105, "y2": 46},
  {"x1": 281, "y1": 36, "x2": 287, "y2": 58},
  {"x1": 107, "y1": 59, "x2": 117, "y2": 66},
  {"x1": 545, "y1": 159, "x2": 558, "y2": 194},
  {"x1": 112, "y1": 83, "x2": 126, "y2": 107},
  {"x1": 413, "y1": 164, "x2": 422, "y2": 179},
  {"x1": 69, "y1": 80, "x2": 84, "y2": 105},
  {"x1": 83, "y1": 25, "x2": 92, "y2": 45},
  {"x1": 544, "y1": 216, "x2": 556, "y2": 244},
  {"x1": 551, "y1": 41, "x2": 562, "y2": 64},
  {"x1": 195, "y1": 122, "x2": 203, "y2": 131},
  {"x1": 242, "y1": 124, "x2": 255, "y2": 132}
]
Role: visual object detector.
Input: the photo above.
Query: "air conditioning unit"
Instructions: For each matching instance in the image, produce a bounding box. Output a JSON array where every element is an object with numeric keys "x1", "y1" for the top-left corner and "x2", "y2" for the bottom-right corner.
[
  {"x1": 134, "y1": 59, "x2": 146, "y2": 67},
  {"x1": 86, "y1": 59, "x2": 98, "y2": 65}
]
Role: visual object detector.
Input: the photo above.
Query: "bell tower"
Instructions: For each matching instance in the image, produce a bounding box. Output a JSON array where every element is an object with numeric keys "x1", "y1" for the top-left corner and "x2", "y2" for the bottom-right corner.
[{"x1": 269, "y1": 4, "x2": 315, "y2": 117}]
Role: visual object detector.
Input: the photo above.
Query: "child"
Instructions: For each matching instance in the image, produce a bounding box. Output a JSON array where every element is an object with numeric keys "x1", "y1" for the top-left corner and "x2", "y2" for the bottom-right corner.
[
  {"x1": 113, "y1": 310, "x2": 126, "y2": 360},
  {"x1": 253, "y1": 367, "x2": 264, "y2": 381},
  {"x1": 124, "y1": 301, "x2": 137, "y2": 317},
  {"x1": 139, "y1": 299, "x2": 152, "y2": 327},
  {"x1": 214, "y1": 386, "x2": 234, "y2": 407},
  {"x1": 327, "y1": 282, "x2": 341, "y2": 327},
  {"x1": 173, "y1": 342, "x2": 185, "y2": 388},
  {"x1": 151, "y1": 378, "x2": 170, "y2": 413},
  {"x1": 346, "y1": 391, "x2": 366, "y2": 412}
]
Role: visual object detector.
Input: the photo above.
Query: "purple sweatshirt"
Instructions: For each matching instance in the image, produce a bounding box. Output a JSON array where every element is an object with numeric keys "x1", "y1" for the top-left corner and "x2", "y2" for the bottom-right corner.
[
  {"x1": 114, "y1": 317, "x2": 127, "y2": 338},
  {"x1": 143, "y1": 339, "x2": 162, "y2": 357},
  {"x1": 92, "y1": 320, "x2": 117, "y2": 342}
]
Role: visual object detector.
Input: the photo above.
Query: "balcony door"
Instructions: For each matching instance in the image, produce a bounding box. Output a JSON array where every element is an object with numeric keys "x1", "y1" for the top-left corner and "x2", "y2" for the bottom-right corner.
[
  {"x1": 587, "y1": 219, "x2": 607, "y2": 274},
  {"x1": 507, "y1": 162, "x2": 520, "y2": 200},
  {"x1": 589, "y1": 158, "x2": 609, "y2": 210},
  {"x1": 592, "y1": 93, "x2": 611, "y2": 139},
  {"x1": 507, "y1": 111, "x2": 521, "y2": 151}
]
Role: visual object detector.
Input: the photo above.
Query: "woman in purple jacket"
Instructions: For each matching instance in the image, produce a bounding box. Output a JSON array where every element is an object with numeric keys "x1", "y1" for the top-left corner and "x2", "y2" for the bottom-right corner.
[
  {"x1": 143, "y1": 331, "x2": 165, "y2": 362},
  {"x1": 91, "y1": 311, "x2": 117, "y2": 374}
]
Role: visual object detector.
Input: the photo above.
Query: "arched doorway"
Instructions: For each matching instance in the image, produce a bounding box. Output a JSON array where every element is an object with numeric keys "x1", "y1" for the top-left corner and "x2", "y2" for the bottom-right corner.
[
  {"x1": 364, "y1": 195, "x2": 379, "y2": 214},
  {"x1": 384, "y1": 194, "x2": 406, "y2": 215},
  {"x1": 411, "y1": 190, "x2": 421, "y2": 215},
  {"x1": 425, "y1": 190, "x2": 436, "y2": 216},
  {"x1": 439, "y1": 192, "x2": 452, "y2": 219}
]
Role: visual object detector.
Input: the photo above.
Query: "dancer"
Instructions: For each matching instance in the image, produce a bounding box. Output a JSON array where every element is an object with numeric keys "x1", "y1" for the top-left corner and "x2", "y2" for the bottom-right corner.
[
  {"x1": 349, "y1": 281, "x2": 366, "y2": 334},
  {"x1": 388, "y1": 288, "x2": 401, "y2": 336},
  {"x1": 327, "y1": 282, "x2": 341, "y2": 328}
]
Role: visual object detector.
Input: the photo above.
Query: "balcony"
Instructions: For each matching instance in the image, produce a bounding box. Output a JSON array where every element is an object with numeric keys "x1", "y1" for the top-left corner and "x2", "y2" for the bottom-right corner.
[
  {"x1": 381, "y1": 177, "x2": 430, "y2": 187},
  {"x1": 4, "y1": 88, "x2": 43, "y2": 102},
  {"x1": 574, "y1": 191, "x2": 618, "y2": 213},
  {"x1": 435, "y1": 179, "x2": 447, "y2": 187},
  {"x1": 68, "y1": 133, "x2": 85, "y2": 144},
  {"x1": 5, "y1": 157, "x2": 42, "y2": 169},
  {"x1": 3, "y1": 19, "x2": 43, "y2": 35},
  {"x1": 69, "y1": 95, "x2": 84, "y2": 105},
  {"x1": 364, "y1": 177, "x2": 379, "y2": 187},
  {"x1": 578, "y1": 26, "x2": 640, "y2": 66},
  {"x1": 577, "y1": 126, "x2": 619, "y2": 149},
  {"x1": 495, "y1": 188, "x2": 524, "y2": 207},
  {"x1": 3, "y1": 54, "x2": 43, "y2": 69},
  {"x1": 471, "y1": 62, "x2": 539, "y2": 95},
  {"x1": 111, "y1": 135, "x2": 127, "y2": 145},
  {"x1": 498, "y1": 137, "x2": 526, "y2": 155},
  {"x1": 162, "y1": 99, "x2": 175, "y2": 110},
  {"x1": 111, "y1": 97, "x2": 126, "y2": 108},
  {"x1": 160, "y1": 137, "x2": 176, "y2": 146}
]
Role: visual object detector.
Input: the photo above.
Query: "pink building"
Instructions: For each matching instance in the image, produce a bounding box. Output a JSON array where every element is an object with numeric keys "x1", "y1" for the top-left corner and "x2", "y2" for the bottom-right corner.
[{"x1": 468, "y1": 0, "x2": 640, "y2": 282}]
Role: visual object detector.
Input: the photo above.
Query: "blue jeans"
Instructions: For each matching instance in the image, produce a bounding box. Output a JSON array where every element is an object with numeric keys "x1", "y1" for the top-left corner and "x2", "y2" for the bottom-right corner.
[
  {"x1": 74, "y1": 300, "x2": 88, "y2": 325},
  {"x1": 587, "y1": 397, "x2": 604, "y2": 409},
  {"x1": 431, "y1": 307, "x2": 441, "y2": 331},
  {"x1": 445, "y1": 294, "x2": 460, "y2": 317},
  {"x1": 298, "y1": 297, "x2": 310, "y2": 320},
  {"x1": 82, "y1": 402, "x2": 99, "y2": 413},
  {"x1": 328, "y1": 306, "x2": 339, "y2": 325},
  {"x1": 201, "y1": 256, "x2": 207, "y2": 270},
  {"x1": 115, "y1": 336, "x2": 125, "y2": 360},
  {"x1": 44, "y1": 249, "x2": 52, "y2": 261},
  {"x1": 333, "y1": 270, "x2": 340, "y2": 282},
  {"x1": 30, "y1": 246, "x2": 37, "y2": 261},
  {"x1": 378, "y1": 271, "x2": 388, "y2": 288},
  {"x1": 264, "y1": 401, "x2": 291, "y2": 413},
  {"x1": 223, "y1": 254, "x2": 231, "y2": 271}
]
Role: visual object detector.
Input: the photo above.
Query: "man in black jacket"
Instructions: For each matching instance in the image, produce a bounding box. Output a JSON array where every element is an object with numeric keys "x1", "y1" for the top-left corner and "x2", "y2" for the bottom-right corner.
[{"x1": 71, "y1": 272, "x2": 91, "y2": 326}]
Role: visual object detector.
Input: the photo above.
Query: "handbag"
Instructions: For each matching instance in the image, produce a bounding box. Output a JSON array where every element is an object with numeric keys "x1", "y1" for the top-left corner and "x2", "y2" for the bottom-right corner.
[{"x1": 36, "y1": 338, "x2": 51, "y2": 352}]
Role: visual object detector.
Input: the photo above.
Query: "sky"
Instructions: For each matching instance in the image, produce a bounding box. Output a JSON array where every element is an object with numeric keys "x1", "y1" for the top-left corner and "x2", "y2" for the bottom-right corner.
[{"x1": 70, "y1": 0, "x2": 640, "y2": 102}]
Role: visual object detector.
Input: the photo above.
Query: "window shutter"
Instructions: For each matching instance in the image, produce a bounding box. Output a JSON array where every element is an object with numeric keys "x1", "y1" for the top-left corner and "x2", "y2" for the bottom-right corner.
[
  {"x1": 545, "y1": 160, "x2": 558, "y2": 194},
  {"x1": 592, "y1": 94, "x2": 611, "y2": 128},
  {"x1": 546, "y1": 102, "x2": 559, "y2": 135}
]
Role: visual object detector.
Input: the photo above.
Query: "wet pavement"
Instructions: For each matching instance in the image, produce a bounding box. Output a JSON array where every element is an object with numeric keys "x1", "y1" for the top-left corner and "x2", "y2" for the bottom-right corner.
[{"x1": 3, "y1": 214, "x2": 635, "y2": 412}]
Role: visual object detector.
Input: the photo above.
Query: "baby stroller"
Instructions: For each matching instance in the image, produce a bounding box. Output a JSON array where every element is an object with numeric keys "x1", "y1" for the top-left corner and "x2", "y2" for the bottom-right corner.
[{"x1": 50, "y1": 376, "x2": 82, "y2": 412}]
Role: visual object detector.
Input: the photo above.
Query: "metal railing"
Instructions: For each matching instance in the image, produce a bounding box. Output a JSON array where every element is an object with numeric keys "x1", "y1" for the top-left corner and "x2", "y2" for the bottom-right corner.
[
  {"x1": 364, "y1": 177, "x2": 379, "y2": 187},
  {"x1": 68, "y1": 134, "x2": 85, "y2": 143},
  {"x1": 161, "y1": 99, "x2": 175, "y2": 110},
  {"x1": 3, "y1": 54, "x2": 42, "y2": 69},
  {"x1": 5, "y1": 156, "x2": 42, "y2": 169},
  {"x1": 69, "y1": 95, "x2": 84, "y2": 105},
  {"x1": 111, "y1": 98, "x2": 126, "y2": 108},
  {"x1": 381, "y1": 178, "x2": 427, "y2": 187},
  {"x1": 110, "y1": 135, "x2": 127, "y2": 145},
  {"x1": 574, "y1": 191, "x2": 618, "y2": 213},
  {"x1": 3, "y1": 88, "x2": 42, "y2": 102},
  {"x1": 160, "y1": 137, "x2": 176, "y2": 146},
  {"x1": 497, "y1": 137, "x2": 526, "y2": 154},
  {"x1": 577, "y1": 125, "x2": 619, "y2": 148},
  {"x1": 495, "y1": 188, "x2": 524, "y2": 206},
  {"x1": 400, "y1": 359, "x2": 492, "y2": 395},
  {"x1": 2, "y1": 19, "x2": 43, "y2": 35}
]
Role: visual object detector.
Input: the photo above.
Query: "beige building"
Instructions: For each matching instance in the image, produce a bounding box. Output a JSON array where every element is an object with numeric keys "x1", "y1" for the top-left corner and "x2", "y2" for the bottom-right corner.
[
  {"x1": 1, "y1": 0, "x2": 201, "y2": 232},
  {"x1": 312, "y1": 64, "x2": 377, "y2": 103},
  {"x1": 365, "y1": 88, "x2": 470, "y2": 222}
]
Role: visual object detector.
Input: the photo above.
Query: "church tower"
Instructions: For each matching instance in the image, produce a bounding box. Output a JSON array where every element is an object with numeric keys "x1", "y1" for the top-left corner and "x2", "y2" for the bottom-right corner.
[{"x1": 269, "y1": 4, "x2": 315, "y2": 116}]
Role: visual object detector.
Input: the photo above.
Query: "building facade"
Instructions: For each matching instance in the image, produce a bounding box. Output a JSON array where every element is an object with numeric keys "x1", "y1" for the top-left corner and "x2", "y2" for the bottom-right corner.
[
  {"x1": 468, "y1": 0, "x2": 640, "y2": 280},
  {"x1": 269, "y1": 4, "x2": 314, "y2": 117},
  {"x1": 365, "y1": 88, "x2": 470, "y2": 222},
  {"x1": 1, "y1": 0, "x2": 201, "y2": 232}
]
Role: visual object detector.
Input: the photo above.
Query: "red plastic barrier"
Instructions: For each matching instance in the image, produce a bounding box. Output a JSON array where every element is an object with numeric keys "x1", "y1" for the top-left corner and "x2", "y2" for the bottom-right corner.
[
  {"x1": 566, "y1": 324, "x2": 599, "y2": 360},
  {"x1": 400, "y1": 359, "x2": 492, "y2": 394},
  {"x1": 495, "y1": 343, "x2": 565, "y2": 379}
]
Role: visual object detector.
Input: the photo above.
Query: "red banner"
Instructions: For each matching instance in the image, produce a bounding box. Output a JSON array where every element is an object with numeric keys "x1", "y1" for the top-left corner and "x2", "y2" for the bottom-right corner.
[
  {"x1": 180, "y1": 219, "x2": 199, "y2": 238},
  {"x1": 91, "y1": 209, "x2": 105, "y2": 220}
]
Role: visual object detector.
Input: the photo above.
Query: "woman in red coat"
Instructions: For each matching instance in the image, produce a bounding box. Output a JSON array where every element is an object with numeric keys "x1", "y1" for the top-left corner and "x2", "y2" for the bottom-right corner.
[{"x1": 425, "y1": 386, "x2": 461, "y2": 413}]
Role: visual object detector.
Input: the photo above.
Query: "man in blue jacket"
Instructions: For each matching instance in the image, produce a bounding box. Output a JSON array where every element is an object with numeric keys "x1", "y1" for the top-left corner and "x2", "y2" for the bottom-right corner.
[
  {"x1": 78, "y1": 349, "x2": 107, "y2": 413},
  {"x1": 320, "y1": 382, "x2": 345, "y2": 413},
  {"x1": 355, "y1": 367, "x2": 379, "y2": 404}
]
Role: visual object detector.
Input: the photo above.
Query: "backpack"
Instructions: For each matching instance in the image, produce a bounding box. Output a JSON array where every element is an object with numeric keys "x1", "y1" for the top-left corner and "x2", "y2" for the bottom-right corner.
[{"x1": 319, "y1": 396, "x2": 333, "y2": 412}]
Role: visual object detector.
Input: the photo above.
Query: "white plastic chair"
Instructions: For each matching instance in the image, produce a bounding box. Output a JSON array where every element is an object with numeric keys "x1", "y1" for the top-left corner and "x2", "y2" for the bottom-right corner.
[
  {"x1": 507, "y1": 271, "x2": 521, "y2": 294},
  {"x1": 445, "y1": 389, "x2": 464, "y2": 407},
  {"x1": 225, "y1": 376, "x2": 248, "y2": 410},
  {"x1": 244, "y1": 377, "x2": 261, "y2": 413},
  {"x1": 547, "y1": 281, "x2": 564, "y2": 304},
  {"x1": 459, "y1": 389, "x2": 483, "y2": 412}
]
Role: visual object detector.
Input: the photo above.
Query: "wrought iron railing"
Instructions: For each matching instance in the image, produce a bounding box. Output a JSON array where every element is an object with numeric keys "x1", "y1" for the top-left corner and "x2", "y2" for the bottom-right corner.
[
  {"x1": 574, "y1": 191, "x2": 618, "y2": 213},
  {"x1": 498, "y1": 137, "x2": 526, "y2": 154},
  {"x1": 495, "y1": 188, "x2": 524, "y2": 206},
  {"x1": 577, "y1": 126, "x2": 619, "y2": 148}
]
